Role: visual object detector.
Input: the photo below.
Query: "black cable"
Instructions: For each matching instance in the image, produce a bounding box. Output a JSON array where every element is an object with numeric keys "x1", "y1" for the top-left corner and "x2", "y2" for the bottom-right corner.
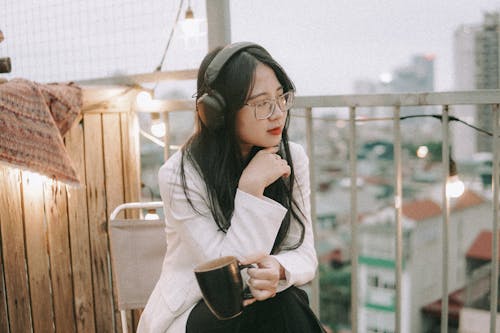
[
  {"x1": 155, "y1": 0, "x2": 185, "y2": 72},
  {"x1": 399, "y1": 114, "x2": 494, "y2": 137},
  {"x1": 293, "y1": 112, "x2": 495, "y2": 136}
]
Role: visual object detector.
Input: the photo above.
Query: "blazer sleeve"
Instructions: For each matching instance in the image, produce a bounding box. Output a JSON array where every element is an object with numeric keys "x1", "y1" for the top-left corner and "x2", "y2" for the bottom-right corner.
[
  {"x1": 272, "y1": 143, "x2": 318, "y2": 289},
  {"x1": 159, "y1": 153, "x2": 288, "y2": 263}
]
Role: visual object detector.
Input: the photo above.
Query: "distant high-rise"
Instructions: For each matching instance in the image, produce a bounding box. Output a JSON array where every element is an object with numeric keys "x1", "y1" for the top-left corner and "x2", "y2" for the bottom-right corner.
[
  {"x1": 353, "y1": 54, "x2": 435, "y2": 94},
  {"x1": 353, "y1": 54, "x2": 436, "y2": 119},
  {"x1": 475, "y1": 12, "x2": 499, "y2": 152},
  {"x1": 454, "y1": 24, "x2": 479, "y2": 91},
  {"x1": 453, "y1": 11, "x2": 499, "y2": 155},
  {"x1": 453, "y1": 24, "x2": 480, "y2": 160},
  {"x1": 390, "y1": 54, "x2": 435, "y2": 93}
]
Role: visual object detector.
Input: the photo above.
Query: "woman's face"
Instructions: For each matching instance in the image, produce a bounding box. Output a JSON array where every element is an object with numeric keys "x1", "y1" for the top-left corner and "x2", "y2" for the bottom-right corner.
[{"x1": 235, "y1": 63, "x2": 287, "y2": 158}]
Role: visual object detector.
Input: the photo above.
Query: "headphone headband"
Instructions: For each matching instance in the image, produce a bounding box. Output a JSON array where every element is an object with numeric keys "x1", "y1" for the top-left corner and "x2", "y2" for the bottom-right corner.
[
  {"x1": 204, "y1": 42, "x2": 264, "y2": 86},
  {"x1": 197, "y1": 42, "x2": 268, "y2": 131}
]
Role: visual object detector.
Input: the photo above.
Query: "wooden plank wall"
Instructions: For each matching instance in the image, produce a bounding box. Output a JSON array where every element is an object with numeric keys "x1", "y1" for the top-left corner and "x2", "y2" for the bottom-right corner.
[{"x1": 0, "y1": 88, "x2": 142, "y2": 332}]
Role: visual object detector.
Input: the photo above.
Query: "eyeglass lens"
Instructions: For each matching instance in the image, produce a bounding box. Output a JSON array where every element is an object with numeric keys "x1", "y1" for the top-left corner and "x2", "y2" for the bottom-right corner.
[{"x1": 256, "y1": 92, "x2": 294, "y2": 119}]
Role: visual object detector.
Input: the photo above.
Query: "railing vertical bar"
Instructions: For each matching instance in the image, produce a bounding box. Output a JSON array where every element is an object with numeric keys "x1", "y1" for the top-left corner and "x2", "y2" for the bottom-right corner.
[
  {"x1": 490, "y1": 104, "x2": 499, "y2": 333},
  {"x1": 349, "y1": 106, "x2": 358, "y2": 333},
  {"x1": 305, "y1": 107, "x2": 320, "y2": 316},
  {"x1": 441, "y1": 105, "x2": 450, "y2": 333},
  {"x1": 393, "y1": 106, "x2": 403, "y2": 333}
]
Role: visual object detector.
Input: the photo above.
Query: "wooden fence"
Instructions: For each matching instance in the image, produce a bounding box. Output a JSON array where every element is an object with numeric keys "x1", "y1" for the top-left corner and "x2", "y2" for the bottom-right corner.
[{"x1": 0, "y1": 87, "x2": 143, "y2": 332}]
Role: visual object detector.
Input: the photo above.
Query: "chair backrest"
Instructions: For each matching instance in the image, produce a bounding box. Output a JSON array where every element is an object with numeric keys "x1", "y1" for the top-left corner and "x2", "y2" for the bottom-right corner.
[{"x1": 109, "y1": 217, "x2": 167, "y2": 310}]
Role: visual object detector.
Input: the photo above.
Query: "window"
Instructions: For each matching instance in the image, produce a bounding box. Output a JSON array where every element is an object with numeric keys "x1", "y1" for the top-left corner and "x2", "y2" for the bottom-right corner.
[{"x1": 368, "y1": 275, "x2": 379, "y2": 287}]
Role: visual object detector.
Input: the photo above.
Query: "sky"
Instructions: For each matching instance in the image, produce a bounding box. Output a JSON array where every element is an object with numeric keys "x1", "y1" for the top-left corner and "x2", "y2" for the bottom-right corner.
[
  {"x1": 1, "y1": 0, "x2": 499, "y2": 97},
  {"x1": 230, "y1": 0, "x2": 500, "y2": 95}
]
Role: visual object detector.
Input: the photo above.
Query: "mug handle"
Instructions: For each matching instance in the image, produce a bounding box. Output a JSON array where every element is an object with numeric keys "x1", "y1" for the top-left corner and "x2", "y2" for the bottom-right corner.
[
  {"x1": 238, "y1": 263, "x2": 256, "y2": 299},
  {"x1": 238, "y1": 263, "x2": 255, "y2": 270}
]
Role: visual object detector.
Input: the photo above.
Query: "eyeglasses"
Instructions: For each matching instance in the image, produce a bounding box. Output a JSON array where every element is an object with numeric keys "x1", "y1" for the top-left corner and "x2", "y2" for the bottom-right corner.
[{"x1": 244, "y1": 91, "x2": 295, "y2": 120}]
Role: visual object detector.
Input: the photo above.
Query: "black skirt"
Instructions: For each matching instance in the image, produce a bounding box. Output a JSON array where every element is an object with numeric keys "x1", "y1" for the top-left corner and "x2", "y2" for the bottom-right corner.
[{"x1": 186, "y1": 286, "x2": 326, "y2": 333}]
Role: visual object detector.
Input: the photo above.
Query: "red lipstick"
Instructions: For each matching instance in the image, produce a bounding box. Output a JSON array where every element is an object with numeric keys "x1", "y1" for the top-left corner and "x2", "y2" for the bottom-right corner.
[{"x1": 268, "y1": 127, "x2": 282, "y2": 135}]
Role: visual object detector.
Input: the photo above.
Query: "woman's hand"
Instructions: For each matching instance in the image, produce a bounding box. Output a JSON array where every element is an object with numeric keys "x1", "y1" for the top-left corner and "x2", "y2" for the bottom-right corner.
[
  {"x1": 238, "y1": 146, "x2": 291, "y2": 198},
  {"x1": 239, "y1": 252, "x2": 285, "y2": 306}
]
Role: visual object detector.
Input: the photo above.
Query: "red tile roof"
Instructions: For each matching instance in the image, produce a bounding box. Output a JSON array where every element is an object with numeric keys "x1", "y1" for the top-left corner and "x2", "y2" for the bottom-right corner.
[
  {"x1": 421, "y1": 288, "x2": 464, "y2": 321},
  {"x1": 466, "y1": 230, "x2": 500, "y2": 261},
  {"x1": 362, "y1": 176, "x2": 389, "y2": 186},
  {"x1": 453, "y1": 190, "x2": 485, "y2": 211},
  {"x1": 402, "y1": 199, "x2": 441, "y2": 221},
  {"x1": 401, "y1": 190, "x2": 485, "y2": 222}
]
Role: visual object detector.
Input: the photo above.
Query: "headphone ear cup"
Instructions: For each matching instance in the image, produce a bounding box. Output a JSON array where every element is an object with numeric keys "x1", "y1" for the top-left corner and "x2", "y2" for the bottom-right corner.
[{"x1": 197, "y1": 91, "x2": 226, "y2": 130}]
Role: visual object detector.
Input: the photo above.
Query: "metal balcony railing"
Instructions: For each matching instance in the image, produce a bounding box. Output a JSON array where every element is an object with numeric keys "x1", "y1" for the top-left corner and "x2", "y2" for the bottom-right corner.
[
  {"x1": 293, "y1": 90, "x2": 500, "y2": 333},
  {"x1": 146, "y1": 89, "x2": 500, "y2": 333}
]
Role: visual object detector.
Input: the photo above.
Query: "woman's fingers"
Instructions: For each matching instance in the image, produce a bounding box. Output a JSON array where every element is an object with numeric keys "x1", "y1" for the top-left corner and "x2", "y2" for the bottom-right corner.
[
  {"x1": 246, "y1": 268, "x2": 279, "y2": 295},
  {"x1": 239, "y1": 252, "x2": 266, "y2": 266},
  {"x1": 260, "y1": 146, "x2": 280, "y2": 154},
  {"x1": 247, "y1": 287, "x2": 276, "y2": 301},
  {"x1": 264, "y1": 151, "x2": 290, "y2": 179},
  {"x1": 247, "y1": 266, "x2": 280, "y2": 281},
  {"x1": 238, "y1": 147, "x2": 289, "y2": 196},
  {"x1": 241, "y1": 255, "x2": 283, "y2": 302},
  {"x1": 243, "y1": 298, "x2": 257, "y2": 307},
  {"x1": 282, "y1": 163, "x2": 291, "y2": 178},
  {"x1": 247, "y1": 277, "x2": 278, "y2": 290}
]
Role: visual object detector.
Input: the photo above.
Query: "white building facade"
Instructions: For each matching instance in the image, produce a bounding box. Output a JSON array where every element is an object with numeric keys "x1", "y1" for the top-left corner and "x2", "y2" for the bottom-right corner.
[{"x1": 358, "y1": 190, "x2": 492, "y2": 332}]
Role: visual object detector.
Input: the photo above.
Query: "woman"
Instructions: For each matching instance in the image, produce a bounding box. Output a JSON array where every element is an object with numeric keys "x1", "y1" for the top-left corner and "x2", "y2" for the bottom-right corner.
[{"x1": 137, "y1": 42, "x2": 323, "y2": 333}]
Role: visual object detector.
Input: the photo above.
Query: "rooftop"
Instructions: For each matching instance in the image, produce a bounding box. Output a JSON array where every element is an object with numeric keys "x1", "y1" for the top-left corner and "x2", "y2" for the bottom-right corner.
[
  {"x1": 402, "y1": 189, "x2": 486, "y2": 222},
  {"x1": 467, "y1": 230, "x2": 500, "y2": 261}
]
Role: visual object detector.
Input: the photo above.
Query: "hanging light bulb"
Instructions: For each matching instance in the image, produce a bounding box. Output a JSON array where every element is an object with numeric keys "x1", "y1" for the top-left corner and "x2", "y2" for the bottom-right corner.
[
  {"x1": 150, "y1": 112, "x2": 166, "y2": 138},
  {"x1": 178, "y1": 0, "x2": 206, "y2": 43},
  {"x1": 416, "y1": 145, "x2": 429, "y2": 159},
  {"x1": 447, "y1": 176, "x2": 465, "y2": 198},
  {"x1": 136, "y1": 90, "x2": 154, "y2": 109},
  {"x1": 446, "y1": 156, "x2": 465, "y2": 198},
  {"x1": 179, "y1": 2, "x2": 197, "y2": 38},
  {"x1": 185, "y1": 2, "x2": 194, "y2": 19}
]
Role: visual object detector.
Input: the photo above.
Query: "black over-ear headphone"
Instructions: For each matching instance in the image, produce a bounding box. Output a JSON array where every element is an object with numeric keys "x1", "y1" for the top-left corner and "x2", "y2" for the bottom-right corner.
[{"x1": 197, "y1": 41, "x2": 265, "y2": 130}]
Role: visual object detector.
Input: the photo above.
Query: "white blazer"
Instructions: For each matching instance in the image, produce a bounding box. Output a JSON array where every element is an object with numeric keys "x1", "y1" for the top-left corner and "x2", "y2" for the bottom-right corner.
[{"x1": 137, "y1": 142, "x2": 318, "y2": 333}]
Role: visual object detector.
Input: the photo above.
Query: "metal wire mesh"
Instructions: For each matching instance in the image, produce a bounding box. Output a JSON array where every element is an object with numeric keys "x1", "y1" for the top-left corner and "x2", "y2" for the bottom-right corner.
[{"x1": 0, "y1": 0, "x2": 206, "y2": 83}]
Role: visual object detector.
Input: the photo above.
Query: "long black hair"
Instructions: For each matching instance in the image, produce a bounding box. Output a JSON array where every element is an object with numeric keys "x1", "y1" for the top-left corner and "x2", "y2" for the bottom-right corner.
[{"x1": 180, "y1": 44, "x2": 306, "y2": 254}]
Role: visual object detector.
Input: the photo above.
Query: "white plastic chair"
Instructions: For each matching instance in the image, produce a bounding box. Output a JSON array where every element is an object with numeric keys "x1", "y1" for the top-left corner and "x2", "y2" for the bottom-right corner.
[{"x1": 109, "y1": 201, "x2": 166, "y2": 333}]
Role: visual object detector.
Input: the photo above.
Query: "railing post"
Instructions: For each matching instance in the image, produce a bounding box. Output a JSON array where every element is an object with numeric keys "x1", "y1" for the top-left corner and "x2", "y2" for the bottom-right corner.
[
  {"x1": 490, "y1": 104, "x2": 499, "y2": 333},
  {"x1": 393, "y1": 106, "x2": 403, "y2": 333},
  {"x1": 349, "y1": 106, "x2": 358, "y2": 333},
  {"x1": 305, "y1": 107, "x2": 320, "y2": 316},
  {"x1": 441, "y1": 105, "x2": 450, "y2": 333}
]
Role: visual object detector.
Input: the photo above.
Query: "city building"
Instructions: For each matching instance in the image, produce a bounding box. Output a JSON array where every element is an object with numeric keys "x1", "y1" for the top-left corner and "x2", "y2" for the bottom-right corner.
[
  {"x1": 390, "y1": 54, "x2": 435, "y2": 93},
  {"x1": 455, "y1": 230, "x2": 500, "y2": 332},
  {"x1": 453, "y1": 11, "x2": 499, "y2": 155},
  {"x1": 476, "y1": 12, "x2": 499, "y2": 153},
  {"x1": 353, "y1": 53, "x2": 439, "y2": 142},
  {"x1": 357, "y1": 189, "x2": 491, "y2": 333},
  {"x1": 453, "y1": 24, "x2": 480, "y2": 161}
]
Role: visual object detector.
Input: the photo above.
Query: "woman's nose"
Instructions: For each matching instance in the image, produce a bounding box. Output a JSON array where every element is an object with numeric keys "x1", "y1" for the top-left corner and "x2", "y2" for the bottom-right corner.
[{"x1": 269, "y1": 104, "x2": 286, "y2": 120}]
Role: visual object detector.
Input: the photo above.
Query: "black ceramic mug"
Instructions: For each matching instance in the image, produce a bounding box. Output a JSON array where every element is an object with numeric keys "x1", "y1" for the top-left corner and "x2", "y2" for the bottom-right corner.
[{"x1": 194, "y1": 256, "x2": 254, "y2": 320}]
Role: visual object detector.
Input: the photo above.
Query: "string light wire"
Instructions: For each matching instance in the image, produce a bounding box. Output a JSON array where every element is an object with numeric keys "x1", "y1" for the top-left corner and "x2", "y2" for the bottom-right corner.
[
  {"x1": 293, "y1": 112, "x2": 497, "y2": 137},
  {"x1": 155, "y1": 0, "x2": 185, "y2": 73}
]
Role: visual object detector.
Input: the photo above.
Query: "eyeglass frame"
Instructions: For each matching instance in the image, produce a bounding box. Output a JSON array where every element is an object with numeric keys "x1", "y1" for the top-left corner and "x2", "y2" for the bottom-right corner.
[{"x1": 243, "y1": 91, "x2": 295, "y2": 120}]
